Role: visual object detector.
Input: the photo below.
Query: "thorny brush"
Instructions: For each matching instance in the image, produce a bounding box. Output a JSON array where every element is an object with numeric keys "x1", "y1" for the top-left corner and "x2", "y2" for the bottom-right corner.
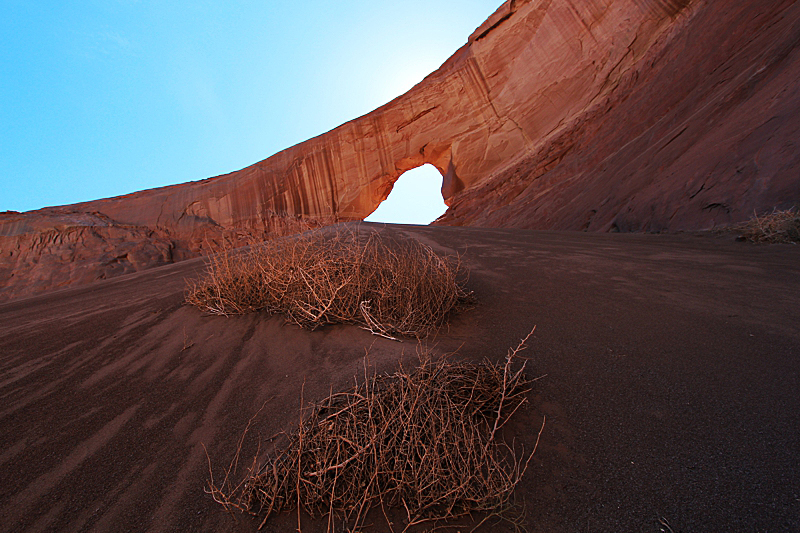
[
  {"x1": 728, "y1": 207, "x2": 800, "y2": 243},
  {"x1": 185, "y1": 227, "x2": 473, "y2": 339},
  {"x1": 205, "y1": 331, "x2": 544, "y2": 532}
]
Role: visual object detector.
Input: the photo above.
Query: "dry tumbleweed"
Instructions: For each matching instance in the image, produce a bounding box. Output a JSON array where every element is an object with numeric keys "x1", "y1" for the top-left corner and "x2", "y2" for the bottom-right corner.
[
  {"x1": 206, "y1": 332, "x2": 543, "y2": 532},
  {"x1": 730, "y1": 207, "x2": 800, "y2": 243},
  {"x1": 186, "y1": 227, "x2": 472, "y2": 339}
]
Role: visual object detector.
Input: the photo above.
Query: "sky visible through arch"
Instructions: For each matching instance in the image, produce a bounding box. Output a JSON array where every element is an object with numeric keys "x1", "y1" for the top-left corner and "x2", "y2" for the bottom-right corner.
[
  {"x1": 0, "y1": 0, "x2": 501, "y2": 223},
  {"x1": 364, "y1": 164, "x2": 448, "y2": 225}
]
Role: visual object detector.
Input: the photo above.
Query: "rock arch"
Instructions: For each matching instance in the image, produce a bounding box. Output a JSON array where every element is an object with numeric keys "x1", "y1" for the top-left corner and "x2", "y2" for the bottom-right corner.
[
  {"x1": 8, "y1": 0, "x2": 800, "y2": 300},
  {"x1": 28, "y1": 0, "x2": 694, "y2": 235}
]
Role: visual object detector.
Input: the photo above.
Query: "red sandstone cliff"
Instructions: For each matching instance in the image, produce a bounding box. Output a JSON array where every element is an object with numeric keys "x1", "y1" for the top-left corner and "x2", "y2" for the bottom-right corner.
[
  {"x1": 2, "y1": 0, "x2": 799, "y2": 301},
  {"x1": 436, "y1": 0, "x2": 800, "y2": 232}
]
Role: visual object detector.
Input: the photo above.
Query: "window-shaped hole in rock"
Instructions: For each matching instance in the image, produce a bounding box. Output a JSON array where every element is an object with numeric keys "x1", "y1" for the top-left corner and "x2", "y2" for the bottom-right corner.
[{"x1": 364, "y1": 164, "x2": 447, "y2": 225}]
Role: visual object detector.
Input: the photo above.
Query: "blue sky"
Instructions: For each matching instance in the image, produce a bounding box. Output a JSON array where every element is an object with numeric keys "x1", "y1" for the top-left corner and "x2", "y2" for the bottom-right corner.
[{"x1": 1, "y1": 1, "x2": 500, "y2": 223}]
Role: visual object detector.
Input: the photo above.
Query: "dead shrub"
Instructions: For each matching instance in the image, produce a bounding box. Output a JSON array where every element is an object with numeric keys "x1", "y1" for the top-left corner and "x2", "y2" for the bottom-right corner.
[
  {"x1": 206, "y1": 333, "x2": 543, "y2": 532},
  {"x1": 185, "y1": 227, "x2": 472, "y2": 338},
  {"x1": 731, "y1": 207, "x2": 800, "y2": 243}
]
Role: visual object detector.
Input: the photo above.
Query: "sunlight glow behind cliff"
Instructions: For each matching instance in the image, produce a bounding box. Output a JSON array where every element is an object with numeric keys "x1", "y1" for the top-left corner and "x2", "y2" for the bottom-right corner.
[{"x1": 0, "y1": 1, "x2": 501, "y2": 214}]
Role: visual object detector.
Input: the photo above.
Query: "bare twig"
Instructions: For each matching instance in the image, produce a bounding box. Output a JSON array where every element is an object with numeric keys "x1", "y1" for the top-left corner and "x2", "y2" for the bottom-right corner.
[
  {"x1": 727, "y1": 207, "x2": 800, "y2": 243},
  {"x1": 185, "y1": 227, "x2": 473, "y2": 338},
  {"x1": 207, "y1": 337, "x2": 540, "y2": 532}
]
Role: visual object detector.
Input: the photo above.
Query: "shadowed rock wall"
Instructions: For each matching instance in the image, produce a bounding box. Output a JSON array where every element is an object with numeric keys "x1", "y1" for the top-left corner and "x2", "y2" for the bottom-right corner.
[
  {"x1": 3, "y1": 0, "x2": 799, "y2": 300},
  {"x1": 436, "y1": 0, "x2": 800, "y2": 232}
]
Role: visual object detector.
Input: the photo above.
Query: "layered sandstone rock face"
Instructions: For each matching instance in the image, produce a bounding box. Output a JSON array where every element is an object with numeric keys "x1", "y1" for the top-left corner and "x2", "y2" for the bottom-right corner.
[
  {"x1": 3, "y1": 0, "x2": 799, "y2": 301},
  {"x1": 436, "y1": 0, "x2": 800, "y2": 232}
]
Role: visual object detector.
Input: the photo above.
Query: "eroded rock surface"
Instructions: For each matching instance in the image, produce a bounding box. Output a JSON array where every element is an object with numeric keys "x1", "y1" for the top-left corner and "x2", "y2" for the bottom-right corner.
[
  {"x1": 436, "y1": 0, "x2": 800, "y2": 232},
  {"x1": 3, "y1": 0, "x2": 799, "y2": 300}
]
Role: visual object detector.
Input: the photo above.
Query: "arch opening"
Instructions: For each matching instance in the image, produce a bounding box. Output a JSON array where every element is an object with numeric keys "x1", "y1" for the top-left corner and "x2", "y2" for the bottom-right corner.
[{"x1": 364, "y1": 164, "x2": 448, "y2": 225}]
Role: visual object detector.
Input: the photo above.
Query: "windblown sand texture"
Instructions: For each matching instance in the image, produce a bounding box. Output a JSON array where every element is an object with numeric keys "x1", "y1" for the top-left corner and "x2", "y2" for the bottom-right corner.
[{"x1": 1, "y1": 224, "x2": 799, "y2": 532}]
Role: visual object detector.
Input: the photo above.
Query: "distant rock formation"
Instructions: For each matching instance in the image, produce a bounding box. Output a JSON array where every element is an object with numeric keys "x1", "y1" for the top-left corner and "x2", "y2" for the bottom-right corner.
[{"x1": 3, "y1": 0, "x2": 799, "y2": 301}]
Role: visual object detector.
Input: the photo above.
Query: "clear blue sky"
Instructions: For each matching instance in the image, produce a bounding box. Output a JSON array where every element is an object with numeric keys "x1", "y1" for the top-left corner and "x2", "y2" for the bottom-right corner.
[{"x1": 1, "y1": 1, "x2": 500, "y2": 223}]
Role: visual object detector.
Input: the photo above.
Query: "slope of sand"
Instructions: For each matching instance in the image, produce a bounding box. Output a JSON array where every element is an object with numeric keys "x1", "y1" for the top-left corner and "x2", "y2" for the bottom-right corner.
[{"x1": 1, "y1": 224, "x2": 798, "y2": 532}]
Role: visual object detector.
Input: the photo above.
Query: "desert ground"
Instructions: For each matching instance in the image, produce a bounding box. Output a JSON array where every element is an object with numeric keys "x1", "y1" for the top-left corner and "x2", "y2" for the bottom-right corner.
[{"x1": 1, "y1": 223, "x2": 798, "y2": 532}]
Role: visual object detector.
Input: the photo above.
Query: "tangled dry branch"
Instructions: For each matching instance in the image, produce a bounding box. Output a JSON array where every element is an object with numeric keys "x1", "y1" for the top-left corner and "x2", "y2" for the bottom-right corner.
[
  {"x1": 730, "y1": 207, "x2": 800, "y2": 243},
  {"x1": 185, "y1": 227, "x2": 472, "y2": 338},
  {"x1": 206, "y1": 334, "x2": 543, "y2": 532}
]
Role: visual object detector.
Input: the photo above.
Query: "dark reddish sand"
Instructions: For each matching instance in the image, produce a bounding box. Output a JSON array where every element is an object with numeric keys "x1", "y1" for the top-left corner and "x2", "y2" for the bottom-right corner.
[{"x1": 1, "y1": 224, "x2": 798, "y2": 533}]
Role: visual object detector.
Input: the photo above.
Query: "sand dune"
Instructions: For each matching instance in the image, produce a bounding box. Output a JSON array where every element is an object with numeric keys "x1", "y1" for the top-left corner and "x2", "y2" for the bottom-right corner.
[{"x1": 1, "y1": 224, "x2": 799, "y2": 532}]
